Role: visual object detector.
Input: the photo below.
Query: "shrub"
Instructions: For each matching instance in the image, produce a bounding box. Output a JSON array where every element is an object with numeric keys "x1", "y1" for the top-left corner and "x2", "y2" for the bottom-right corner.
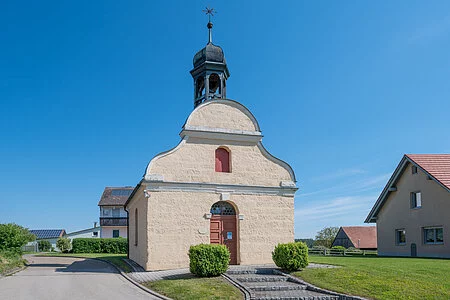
[
  {"x1": 272, "y1": 242, "x2": 309, "y2": 272},
  {"x1": 311, "y1": 245, "x2": 328, "y2": 250},
  {"x1": 56, "y1": 238, "x2": 71, "y2": 253},
  {"x1": 38, "y1": 240, "x2": 51, "y2": 252},
  {"x1": 0, "y1": 223, "x2": 35, "y2": 253},
  {"x1": 71, "y1": 238, "x2": 127, "y2": 254},
  {"x1": 347, "y1": 247, "x2": 362, "y2": 253},
  {"x1": 188, "y1": 244, "x2": 230, "y2": 277},
  {"x1": 331, "y1": 246, "x2": 346, "y2": 252}
]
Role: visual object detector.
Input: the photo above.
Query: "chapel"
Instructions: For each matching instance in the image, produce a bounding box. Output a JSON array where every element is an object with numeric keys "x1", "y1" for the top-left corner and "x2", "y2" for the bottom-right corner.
[{"x1": 125, "y1": 18, "x2": 298, "y2": 271}]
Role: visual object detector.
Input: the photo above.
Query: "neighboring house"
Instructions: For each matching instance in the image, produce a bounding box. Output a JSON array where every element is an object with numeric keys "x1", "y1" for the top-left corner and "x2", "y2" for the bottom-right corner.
[
  {"x1": 29, "y1": 229, "x2": 66, "y2": 251},
  {"x1": 332, "y1": 226, "x2": 377, "y2": 250},
  {"x1": 64, "y1": 224, "x2": 101, "y2": 240},
  {"x1": 98, "y1": 187, "x2": 133, "y2": 238},
  {"x1": 365, "y1": 154, "x2": 450, "y2": 258},
  {"x1": 125, "y1": 22, "x2": 297, "y2": 271}
]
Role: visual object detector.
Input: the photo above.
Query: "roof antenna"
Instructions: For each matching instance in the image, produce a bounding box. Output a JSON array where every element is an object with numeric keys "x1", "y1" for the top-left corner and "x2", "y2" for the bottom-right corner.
[{"x1": 203, "y1": 7, "x2": 216, "y2": 44}]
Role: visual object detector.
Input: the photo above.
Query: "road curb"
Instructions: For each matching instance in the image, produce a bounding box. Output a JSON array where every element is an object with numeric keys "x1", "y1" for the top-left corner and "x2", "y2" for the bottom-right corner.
[
  {"x1": 94, "y1": 258, "x2": 172, "y2": 300},
  {"x1": 1, "y1": 263, "x2": 28, "y2": 277},
  {"x1": 222, "y1": 273, "x2": 251, "y2": 300}
]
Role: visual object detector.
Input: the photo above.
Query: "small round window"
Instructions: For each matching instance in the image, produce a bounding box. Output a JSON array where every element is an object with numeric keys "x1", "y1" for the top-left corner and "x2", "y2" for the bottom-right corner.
[{"x1": 210, "y1": 201, "x2": 236, "y2": 215}]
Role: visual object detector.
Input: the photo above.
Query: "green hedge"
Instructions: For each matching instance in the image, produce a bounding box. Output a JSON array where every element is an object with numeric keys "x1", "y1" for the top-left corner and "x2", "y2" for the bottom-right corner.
[
  {"x1": 331, "y1": 245, "x2": 346, "y2": 252},
  {"x1": 272, "y1": 242, "x2": 309, "y2": 272},
  {"x1": 72, "y1": 238, "x2": 127, "y2": 254},
  {"x1": 188, "y1": 244, "x2": 230, "y2": 277}
]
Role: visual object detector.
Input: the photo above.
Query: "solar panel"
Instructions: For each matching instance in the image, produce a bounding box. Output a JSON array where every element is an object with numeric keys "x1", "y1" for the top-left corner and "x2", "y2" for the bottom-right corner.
[
  {"x1": 30, "y1": 229, "x2": 64, "y2": 239},
  {"x1": 111, "y1": 189, "x2": 132, "y2": 196}
]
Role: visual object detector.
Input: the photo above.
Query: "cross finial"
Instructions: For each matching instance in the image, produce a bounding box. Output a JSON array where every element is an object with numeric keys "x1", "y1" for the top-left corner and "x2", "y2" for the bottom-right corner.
[{"x1": 202, "y1": 7, "x2": 217, "y2": 43}]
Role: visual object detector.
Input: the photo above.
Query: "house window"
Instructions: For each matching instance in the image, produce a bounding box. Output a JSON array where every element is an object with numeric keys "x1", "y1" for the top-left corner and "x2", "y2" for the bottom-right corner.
[
  {"x1": 92, "y1": 231, "x2": 98, "y2": 237},
  {"x1": 215, "y1": 147, "x2": 230, "y2": 173},
  {"x1": 113, "y1": 230, "x2": 120, "y2": 238},
  {"x1": 412, "y1": 165, "x2": 417, "y2": 174},
  {"x1": 396, "y1": 229, "x2": 406, "y2": 245},
  {"x1": 134, "y1": 208, "x2": 138, "y2": 246},
  {"x1": 424, "y1": 227, "x2": 443, "y2": 244},
  {"x1": 112, "y1": 208, "x2": 120, "y2": 217},
  {"x1": 410, "y1": 192, "x2": 422, "y2": 208}
]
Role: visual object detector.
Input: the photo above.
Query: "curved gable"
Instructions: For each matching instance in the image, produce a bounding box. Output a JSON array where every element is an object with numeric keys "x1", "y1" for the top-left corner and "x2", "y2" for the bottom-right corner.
[
  {"x1": 184, "y1": 100, "x2": 260, "y2": 132},
  {"x1": 144, "y1": 99, "x2": 296, "y2": 188}
]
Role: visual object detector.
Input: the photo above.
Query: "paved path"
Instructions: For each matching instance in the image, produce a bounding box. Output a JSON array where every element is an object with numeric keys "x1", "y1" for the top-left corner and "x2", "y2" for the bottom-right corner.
[
  {"x1": 129, "y1": 263, "x2": 336, "y2": 283},
  {"x1": 0, "y1": 255, "x2": 158, "y2": 300},
  {"x1": 129, "y1": 263, "x2": 343, "y2": 300}
]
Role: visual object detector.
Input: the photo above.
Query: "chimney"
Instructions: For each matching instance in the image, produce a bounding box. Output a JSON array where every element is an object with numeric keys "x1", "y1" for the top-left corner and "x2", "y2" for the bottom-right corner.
[{"x1": 94, "y1": 222, "x2": 98, "y2": 228}]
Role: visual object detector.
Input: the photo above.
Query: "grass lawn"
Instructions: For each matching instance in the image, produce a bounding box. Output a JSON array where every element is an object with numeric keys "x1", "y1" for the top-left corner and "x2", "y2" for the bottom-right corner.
[
  {"x1": 0, "y1": 251, "x2": 26, "y2": 275},
  {"x1": 143, "y1": 276, "x2": 243, "y2": 300},
  {"x1": 39, "y1": 253, "x2": 132, "y2": 273},
  {"x1": 293, "y1": 256, "x2": 450, "y2": 300}
]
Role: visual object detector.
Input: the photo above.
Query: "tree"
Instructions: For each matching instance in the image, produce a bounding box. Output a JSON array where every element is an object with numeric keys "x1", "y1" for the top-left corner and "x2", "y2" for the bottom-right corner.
[
  {"x1": 295, "y1": 238, "x2": 314, "y2": 248},
  {"x1": 56, "y1": 238, "x2": 71, "y2": 253},
  {"x1": 314, "y1": 227, "x2": 339, "y2": 248},
  {"x1": 0, "y1": 223, "x2": 35, "y2": 252},
  {"x1": 38, "y1": 240, "x2": 51, "y2": 252}
]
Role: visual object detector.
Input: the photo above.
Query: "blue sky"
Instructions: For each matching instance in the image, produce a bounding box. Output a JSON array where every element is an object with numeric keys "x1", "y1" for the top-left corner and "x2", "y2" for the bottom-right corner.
[{"x1": 1, "y1": 2, "x2": 450, "y2": 238}]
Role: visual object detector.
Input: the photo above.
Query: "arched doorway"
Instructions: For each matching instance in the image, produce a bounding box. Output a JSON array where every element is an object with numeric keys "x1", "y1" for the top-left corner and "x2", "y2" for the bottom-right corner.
[{"x1": 210, "y1": 201, "x2": 238, "y2": 264}]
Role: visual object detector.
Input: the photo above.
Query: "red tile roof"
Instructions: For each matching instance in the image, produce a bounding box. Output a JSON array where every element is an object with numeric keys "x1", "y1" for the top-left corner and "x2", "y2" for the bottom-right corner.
[
  {"x1": 406, "y1": 154, "x2": 450, "y2": 190},
  {"x1": 341, "y1": 226, "x2": 377, "y2": 249}
]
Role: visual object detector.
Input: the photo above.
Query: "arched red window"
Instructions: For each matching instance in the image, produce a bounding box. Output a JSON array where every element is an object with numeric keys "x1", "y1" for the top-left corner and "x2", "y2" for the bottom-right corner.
[{"x1": 215, "y1": 148, "x2": 230, "y2": 173}]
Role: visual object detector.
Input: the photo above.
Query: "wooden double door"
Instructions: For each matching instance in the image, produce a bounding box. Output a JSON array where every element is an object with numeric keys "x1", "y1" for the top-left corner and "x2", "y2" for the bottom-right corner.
[{"x1": 210, "y1": 215, "x2": 238, "y2": 265}]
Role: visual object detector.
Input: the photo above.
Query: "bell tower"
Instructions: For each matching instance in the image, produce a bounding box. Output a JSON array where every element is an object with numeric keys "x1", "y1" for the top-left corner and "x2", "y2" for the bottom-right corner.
[{"x1": 190, "y1": 8, "x2": 230, "y2": 108}]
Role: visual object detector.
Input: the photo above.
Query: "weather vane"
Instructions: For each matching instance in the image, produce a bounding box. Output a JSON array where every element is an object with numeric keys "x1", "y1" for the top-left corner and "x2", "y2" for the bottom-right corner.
[
  {"x1": 202, "y1": 7, "x2": 217, "y2": 43},
  {"x1": 203, "y1": 7, "x2": 217, "y2": 23}
]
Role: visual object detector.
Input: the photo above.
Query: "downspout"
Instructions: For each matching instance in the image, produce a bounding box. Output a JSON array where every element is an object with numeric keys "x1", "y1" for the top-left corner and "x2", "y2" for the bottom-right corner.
[{"x1": 125, "y1": 208, "x2": 129, "y2": 259}]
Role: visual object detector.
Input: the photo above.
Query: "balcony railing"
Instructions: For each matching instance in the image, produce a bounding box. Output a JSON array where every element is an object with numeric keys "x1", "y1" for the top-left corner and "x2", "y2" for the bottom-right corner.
[{"x1": 100, "y1": 217, "x2": 128, "y2": 226}]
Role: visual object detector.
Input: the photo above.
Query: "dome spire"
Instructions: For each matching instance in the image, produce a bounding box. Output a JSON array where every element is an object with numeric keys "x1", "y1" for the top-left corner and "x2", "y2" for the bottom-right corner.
[
  {"x1": 203, "y1": 7, "x2": 216, "y2": 44},
  {"x1": 191, "y1": 7, "x2": 229, "y2": 108}
]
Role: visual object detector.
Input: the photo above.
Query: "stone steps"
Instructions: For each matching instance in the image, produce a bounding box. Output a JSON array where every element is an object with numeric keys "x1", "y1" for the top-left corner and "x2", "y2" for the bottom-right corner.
[
  {"x1": 235, "y1": 275, "x2": 289, "y2": 283},
  {"x1": 247, "y1": 281, "x2": 307, "y2": 292},
  {"x1": 227, "y1": 268, "x2": 274, "y2": 275},
  {"x1": 252, "y1": 290, "x2": 339, "y2": 300},
  {"x1": 226, "y1": 267, "x2": 341, "y2": 300}
]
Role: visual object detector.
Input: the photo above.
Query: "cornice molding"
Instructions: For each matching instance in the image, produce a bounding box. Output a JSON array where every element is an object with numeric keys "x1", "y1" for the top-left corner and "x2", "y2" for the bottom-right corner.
[{"x1": 143, "y1": 180, "x2": 297, "y2": 197}]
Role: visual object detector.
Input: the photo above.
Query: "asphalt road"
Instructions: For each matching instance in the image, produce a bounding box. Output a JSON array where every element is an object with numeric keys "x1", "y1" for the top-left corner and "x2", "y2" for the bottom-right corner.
[{"x1": 0, "y1": 255, "x2": 158, "y2": 300}]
